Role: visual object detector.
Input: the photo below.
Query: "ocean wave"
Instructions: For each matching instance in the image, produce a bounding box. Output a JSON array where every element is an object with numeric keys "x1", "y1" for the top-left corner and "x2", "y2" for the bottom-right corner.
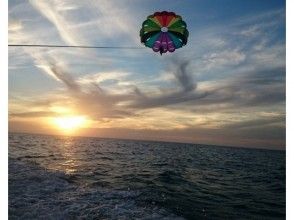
[{"x1": 9, "y1": 158, "x2": 183, "y2": 219}]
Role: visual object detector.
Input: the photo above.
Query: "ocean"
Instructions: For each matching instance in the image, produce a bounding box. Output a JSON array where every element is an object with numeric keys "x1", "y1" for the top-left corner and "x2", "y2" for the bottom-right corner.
[{"x1": 9, "y1": 133, "x2": 285, "y2": 219}]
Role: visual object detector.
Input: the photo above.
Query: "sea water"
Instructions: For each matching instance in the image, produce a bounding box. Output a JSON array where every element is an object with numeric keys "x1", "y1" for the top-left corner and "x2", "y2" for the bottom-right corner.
[{"x1": 9, "y1": 133, "x2": 285, "y2": 219}]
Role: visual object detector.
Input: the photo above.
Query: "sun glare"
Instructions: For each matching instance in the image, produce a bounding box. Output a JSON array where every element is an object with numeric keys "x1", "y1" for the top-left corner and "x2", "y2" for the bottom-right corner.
[{"x1": 53, "y1": 116, "x2": 87, "y2": 132}]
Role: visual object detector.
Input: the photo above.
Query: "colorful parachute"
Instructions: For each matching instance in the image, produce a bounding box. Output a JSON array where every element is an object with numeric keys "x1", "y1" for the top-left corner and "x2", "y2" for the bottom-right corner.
[{"x1": 140, "y1": 11, "x2": 189, "y2": 55}]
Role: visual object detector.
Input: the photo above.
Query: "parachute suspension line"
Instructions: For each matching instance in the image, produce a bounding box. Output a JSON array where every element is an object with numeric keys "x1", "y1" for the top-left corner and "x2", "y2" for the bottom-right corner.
[{"x1": 8, "y1": 44, "x2": 145, "y2": 49}]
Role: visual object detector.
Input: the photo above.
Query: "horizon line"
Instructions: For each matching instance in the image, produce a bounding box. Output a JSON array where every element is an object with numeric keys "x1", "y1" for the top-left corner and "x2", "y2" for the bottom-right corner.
[{"x1": 8, "y1": 130, "x2": 285, "y2": 152}]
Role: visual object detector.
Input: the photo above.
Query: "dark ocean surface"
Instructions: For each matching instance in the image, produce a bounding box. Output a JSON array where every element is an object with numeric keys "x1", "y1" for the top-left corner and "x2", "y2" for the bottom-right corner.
[{"x1": 9, "y1": 133, "x2": 285, "y2": 219}]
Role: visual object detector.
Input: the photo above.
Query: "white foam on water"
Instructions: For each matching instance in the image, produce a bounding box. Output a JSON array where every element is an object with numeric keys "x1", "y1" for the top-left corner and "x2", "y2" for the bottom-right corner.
[{"x1": 9, "y1": 159, "x2": 184, "y2": 219}]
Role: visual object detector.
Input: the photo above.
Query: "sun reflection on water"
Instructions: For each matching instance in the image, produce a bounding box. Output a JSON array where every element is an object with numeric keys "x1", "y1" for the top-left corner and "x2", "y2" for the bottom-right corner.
[{"x1": 49, "y1": 137, "x2": 80, "y2": 175}]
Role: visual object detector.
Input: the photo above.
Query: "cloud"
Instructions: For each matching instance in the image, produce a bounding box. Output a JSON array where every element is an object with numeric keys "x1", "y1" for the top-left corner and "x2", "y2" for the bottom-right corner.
[
  {"x1": 43, "y1": 63, "x2": 136, "y2": 119},
  {"x1": 29, "y1": 0, "x2": 139, "y2": 46},
  {"x1": 10, "y1": 55, "x2": 285, "y2": 123},
  {"x1": 8, "y1": 19, "x2": 22, "y2": 32},
  {"x1": 29, "y1": 0, "x2": 85, "y2": 45},
  {"x1": 44, "y1": 63, "x2": 80, "y2": 92},
  {"x1": 171, "y1": 59, "x2": 196, "y2": 92},
  {"x1": 239, "y1": 25, "x2": 261, "y2": 37},
  {"x1": 128, "y1": 58, "x2": 285, "y2": 111},
  {"x1": 223, "y1": 115, "x2": 285, "y2": 130},
  {"x1": 10, "y1": 111, "x2": 59, "y2": 118},
  {"x1": 77, "y1": 71, "x2": 130, "y2": 86},
  {"x1": 185, "y1": 8, "x2": 285, "y2": 81},
  {"x1": 201, "y1": 49, "x2": 246, "y2": 70},
  {"x1": 128, "y1": 59, "x2": 208, "y2": 109}
]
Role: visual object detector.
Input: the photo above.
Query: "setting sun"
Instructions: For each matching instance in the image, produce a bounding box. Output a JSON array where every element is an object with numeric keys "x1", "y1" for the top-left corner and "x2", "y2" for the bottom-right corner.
[{"x1": 53, "y1": 116, "x2": 87, "y2": 131}]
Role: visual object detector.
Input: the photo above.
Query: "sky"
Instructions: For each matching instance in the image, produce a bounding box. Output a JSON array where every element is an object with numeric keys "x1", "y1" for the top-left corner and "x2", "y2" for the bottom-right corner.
[{"x1": 8, "y1": 0, "x2": 285, "y2": 149}]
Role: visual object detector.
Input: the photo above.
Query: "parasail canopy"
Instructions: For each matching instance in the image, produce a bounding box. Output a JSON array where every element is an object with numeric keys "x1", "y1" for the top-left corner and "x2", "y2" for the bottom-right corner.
[{"x1": 140, "y1": 11, "x2": 189, "y2": 55}]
